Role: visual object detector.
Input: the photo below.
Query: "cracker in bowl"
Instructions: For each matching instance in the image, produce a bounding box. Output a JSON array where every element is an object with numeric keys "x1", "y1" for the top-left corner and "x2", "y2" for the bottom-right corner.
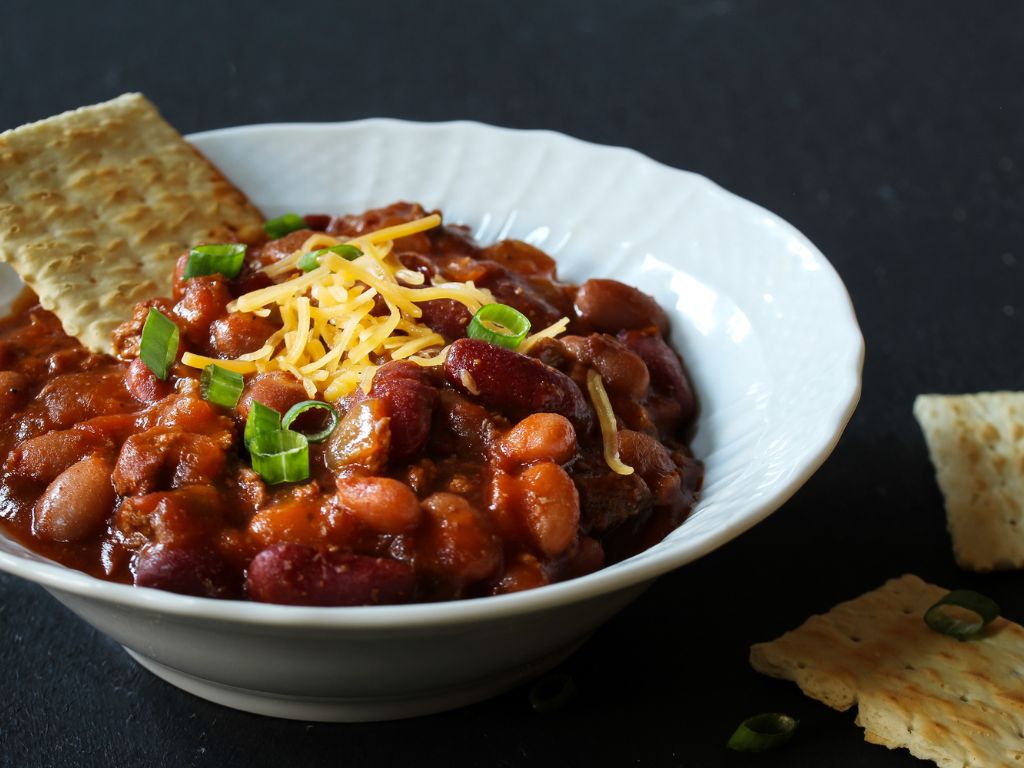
[
  {"x1": 0, "y1": 93, "x2": 264, "y2": 354},
  {"x1": 914, "y1": 392, "x2": 1024, "y2": 571},
  {"x1": 750, "y1": 574, "x2": 1024, "y2": 767}
]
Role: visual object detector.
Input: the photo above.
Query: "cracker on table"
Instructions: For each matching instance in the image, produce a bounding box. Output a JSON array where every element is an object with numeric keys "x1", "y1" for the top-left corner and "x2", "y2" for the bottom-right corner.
[
  {"x1": 914, "y1": 392, "x2": 1024, "y2": 571},
  {"x1": 750, "y1": 574, "x2": 1024, "y2": 767},
  {"x1": 0, "y1": 93, "x2": 264, "y2": 354}
]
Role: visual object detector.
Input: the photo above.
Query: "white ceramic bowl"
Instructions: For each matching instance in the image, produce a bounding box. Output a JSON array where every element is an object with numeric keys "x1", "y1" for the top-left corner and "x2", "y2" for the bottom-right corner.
[{"x1": 0, "y1": 120, "x2": 863, "y2": 721}]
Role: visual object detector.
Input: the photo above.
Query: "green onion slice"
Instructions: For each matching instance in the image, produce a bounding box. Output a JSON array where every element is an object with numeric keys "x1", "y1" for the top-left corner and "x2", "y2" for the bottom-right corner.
[
  {"x1": 529, "y1": 674, "x2": 575, "y2": 714},
  {"x1": 727, "y1": 713, "x2": 799, "y2": 753},
  {"x1": 139, "y1": 308, "x2": 179, "y2": 381},
  {"x1": 200, "y1": 364, "x2": 244, "y2": 408},
  {"x1": 264, "y1": 213, "x2": 307, "y2": 239},
  {"x1": 924, "y1": 590, "x2": 1000, "y2": 641},
  {"x1": 244, "y1": 400, "x2": 282, "y2": 448},
  {"x1": 467, "y1": 303, "x2": 531, "y2": 350},
  {"x1": 281, "y1": 400, "x2": 340, "y2": 443},
  {"x1": 183, "y1": 243, "x2": 247, "y2": 280},
  {"x1": 248, "y1": 428, "x2": 310, "y2": 485},
  {"x1": 297, "y1": 244, "x2": 362, "y2": 272}
]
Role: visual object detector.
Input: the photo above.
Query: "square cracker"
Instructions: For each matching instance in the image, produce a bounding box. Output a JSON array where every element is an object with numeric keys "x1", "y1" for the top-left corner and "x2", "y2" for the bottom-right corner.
[
  {"x1": 751, "y1": 574, "x2": 1024, "y2": 767},
  {"x1": 914, "y1": 392, "x2": 1024, "y2": 571},
  {"x1": 0, "y1": 93, "x2": 264, "y2": 354}
]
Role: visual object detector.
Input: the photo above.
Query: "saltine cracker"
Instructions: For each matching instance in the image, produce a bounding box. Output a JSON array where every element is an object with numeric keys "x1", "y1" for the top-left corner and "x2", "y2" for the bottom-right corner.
[
  {"x1": 914, "y1": 392, "x2": 1024, "y2": 571},
  {"x1": 0, "y1": 93, "x2": 263, "y2": 354},
  {"x1": 751, "y1": 574, "x2": 1024, "y2": 767}
]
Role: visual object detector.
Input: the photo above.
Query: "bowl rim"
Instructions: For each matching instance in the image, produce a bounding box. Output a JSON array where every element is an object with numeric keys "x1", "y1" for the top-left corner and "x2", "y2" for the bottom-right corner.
[{"x1": 0, "y1": 117, "x2": 864, "y2": 628}]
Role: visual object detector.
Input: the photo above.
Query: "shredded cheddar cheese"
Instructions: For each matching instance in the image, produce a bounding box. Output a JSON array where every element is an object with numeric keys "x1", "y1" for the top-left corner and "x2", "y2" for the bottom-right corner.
[{"x1": 586, "y1": 369, "x2": 635, "y2": 476}]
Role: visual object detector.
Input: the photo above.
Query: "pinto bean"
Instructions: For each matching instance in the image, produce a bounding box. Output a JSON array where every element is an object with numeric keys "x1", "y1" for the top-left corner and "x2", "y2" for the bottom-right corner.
[
  {"x1": 134, "y1": 544, "x2": 237, "y2": 598},
  {"x1": 617, "y1": 327, "x2": 696, "y2": 428},
  {"x1": 335, "y1": 476, "x2": 422, "y2": 534},
  {"x1": 491, "y1": 552, "x2": 549, "y2": 595},
  {"x1": 41, "y1": 371, "x2": 139, "y2": 428},
  {"x1": 209, "y1": 312, "x2": 276, "y2": 358},
  {"x1": 247, "y1": 497, "x2": 352, "y2": 549},
  {"x1": 237, "y1": 371, "x2": 309, "y2": 420},
  {"x1": 0, "y1": 370, "x2": 31, "y2": 421},
  {"x1": 324, "y1": 398, "x2": 390, "y2": 473},
  {"x1": 33, "y1": 455, "x2": 116, "y2": 543},
  {"x1": 5, "y1": 429, "x2": 108, "y2": 484},
  {"x1": 247, "y1": 544, "x2": 416, "y2": 606},
  {"x1": 575, "y1": 279, "x2": 669, "y2": 336},
  {"x1": 172, "y1": 276, "x2": 233, "y2": 345},
  {"x1": 416, "y1": 493, "x2": 502, "y2": 586},
  {"x1": 498, "y1": 413, "x2": 577, "y2": 466},
  {"x1": 517, "y1": 462, "x2": 580, "y2": 557},
  {"x1": 444, "y1": 338, "x2": 592, "y2": 432},
  {"x1": 112, "y1": 430, "x2": 225, "y2": 496},
  {"x1": 369, "y1": 361, "x2": 437, "y2": 463},
  {"x1": 125, "y1": 357, "x2": 172, "y2": 404},
  {"x1": 559, "y1": 334, "x2": 650, "y2": 397}
]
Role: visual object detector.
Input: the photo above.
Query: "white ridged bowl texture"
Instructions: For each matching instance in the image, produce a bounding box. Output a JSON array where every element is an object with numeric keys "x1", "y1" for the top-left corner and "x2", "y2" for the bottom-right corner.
[{"x1": 0, "y1": 120, "x2": 863, "y2": 720}]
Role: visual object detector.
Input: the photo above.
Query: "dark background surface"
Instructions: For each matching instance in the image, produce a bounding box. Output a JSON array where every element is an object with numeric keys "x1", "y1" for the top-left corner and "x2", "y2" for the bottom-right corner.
[{"x1": 2, "y1": 1, "x2": 1023, "y2": 766}]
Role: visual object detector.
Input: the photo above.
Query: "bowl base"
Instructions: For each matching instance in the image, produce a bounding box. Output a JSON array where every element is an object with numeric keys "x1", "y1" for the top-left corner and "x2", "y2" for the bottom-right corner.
[{"x1": 124, "y1": 640, "x2": 585, "y2": 722}]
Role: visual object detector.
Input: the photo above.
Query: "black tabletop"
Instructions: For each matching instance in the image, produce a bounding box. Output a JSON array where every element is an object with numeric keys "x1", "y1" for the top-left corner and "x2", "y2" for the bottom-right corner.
[{"x1": 2, "y1": 2, "x2": 1023, "y2": 766}]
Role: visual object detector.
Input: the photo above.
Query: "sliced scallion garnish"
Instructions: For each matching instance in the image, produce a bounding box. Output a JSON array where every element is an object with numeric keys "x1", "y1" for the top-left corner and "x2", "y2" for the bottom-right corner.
[
  {"x1": 528, "y1": 674, "x2": 575, "y2": 714},
  {"x1": 281, "y1": 400, "x2": 340, "y2": 443},
  {"x1": 467, "y1": 303, "x2": 531, "y2": 350},
  {"x1": 924, "y1": 590, "x2": 1000, "y2": 641},
  {"x1": 139, "y1": 308, "x2": 179, "y2": 381},
  {"x1": 727, "y1": 713, "x2": 799, "y2": 753},
  {"x1": 200, "y1": 364, "x2": 244, "y2": 408},
  {"x1": 297, "y1": 244, "x2": 362, "y2": 272},
  {"x1": 264, "y1": 213, "x2": 307, "y2": 239},
  {"x1": 248, "y1": 428, "x2": 310, "y2": 485},
  {"x1": 244, "y1": 400, "x2": 282, "y2": 448},
  {"x1": 183, "y1": 243, "x2": 247, "y2": 280}
]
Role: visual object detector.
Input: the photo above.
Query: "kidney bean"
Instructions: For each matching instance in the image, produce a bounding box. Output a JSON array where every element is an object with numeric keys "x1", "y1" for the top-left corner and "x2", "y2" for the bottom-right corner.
[
  {"x1": 0, "y1": 370, "x2": 31, "y2": 422},
  {"x1": 335, "y1": 475, "x2": 422, "y2": 534},
  {"x1": 5, "y1": 429, "x2": 108, "y2": 484},
  {"x1": 237, "y1": 371, "x2": 309, "y2": 420},
  {"x1": 516, "y1": 462, "x2": 580, "y2": 557},
  {"x1": 481, "y1": 240, "x2": 558, "y2": 278},
  {"x1": 247, "y1": 544, "x2": 416, "y2": 606},
  {"x1": 418, "y1": 299, "x2": 472, "y2": 341},
  {"x1": 134, "y1": 544, "x2": 237, "y2": 598},
  {"x1": 112, "y1": 430, "x2": 225, "y2": 496},
  {"x1": 498, "y1": 413, "x2": 577, "y2": 466},
  {"x1": 208, "y1": 312, "x2": 276, "y2": 358},
  {"x1": 617, "y1": 429, "x2": 683, "y2": 506},
  {"x1": 303, "y1": 213, "x2": 331, "y2": 231},
  {"x1": 444, "y1": 338, "x2": 592, "y2": 432},
  {"x1": 618, "y1": 327, "x2": 696, "y2": 428},
  {"x1": 325, "y1": 398, "x2": 390, "y2": 473},
  {"x1": 574, "y1": 469, "x2": 653, "y2": 534},
  {"x1": 417, "y1": 493, "x2": 502, "y2": 587},
  {"x1": 559, "y1": 334, "x2": 650, "y2": 398},
  {"x1": 251, "y1": 229, "x2": 314, "y2": 268},
  {"x1": 32, "y1": 454, "x2": 116, "y2": 543},
  {"x1": 575, "y1": 278, "x2": 669, "y2": 336},
  {"x1": 369, "y1": 361, "x2": 437, "y2": 463},
  {"x1": 125, "y1": 357, "x2": 172, "y2": 404}
]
